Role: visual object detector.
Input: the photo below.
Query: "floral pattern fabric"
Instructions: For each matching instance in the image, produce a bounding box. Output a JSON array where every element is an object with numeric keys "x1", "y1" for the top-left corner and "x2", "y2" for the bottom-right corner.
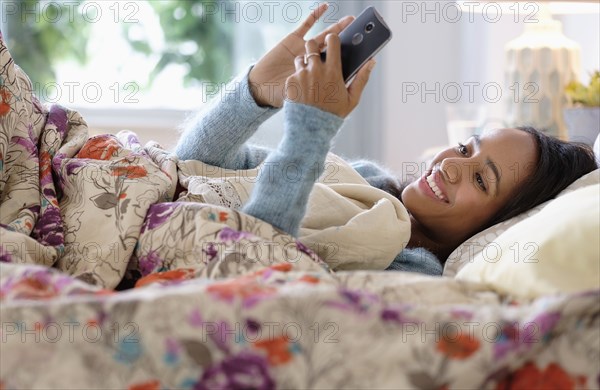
[
  {"x1": 1, "y1": 33, "x2": 326, "y2": 289},
  {"x1": 1, "y1": 30, "x2": 599, "y2": 390},
  {"x1": 2, "y1": 261, "x2": 599, "y2": 389}
]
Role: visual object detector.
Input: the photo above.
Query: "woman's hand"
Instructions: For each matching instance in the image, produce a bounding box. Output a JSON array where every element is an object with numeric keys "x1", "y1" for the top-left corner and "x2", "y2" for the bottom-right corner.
[
  {"x1": 285, "y1": 34, "x2": 376, "y2": 118},
  {"x1": 248, "y1": 3, "x2": 354, "y2": 108}
]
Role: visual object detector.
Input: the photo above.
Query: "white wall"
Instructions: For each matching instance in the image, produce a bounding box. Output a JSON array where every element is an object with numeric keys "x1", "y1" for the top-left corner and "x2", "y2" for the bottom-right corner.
[
  {"x1": 380, "y1": 0, "x2": 461, "y2": 173},
  {"x1": 561, "y1": 13, "x2": 600, "y2": 83}
]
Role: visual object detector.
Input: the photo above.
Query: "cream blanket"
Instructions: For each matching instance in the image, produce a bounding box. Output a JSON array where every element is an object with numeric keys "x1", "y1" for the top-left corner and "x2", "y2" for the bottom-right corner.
[{"x1": 178, "y1": 153, "x2": 411, "y2": 270}]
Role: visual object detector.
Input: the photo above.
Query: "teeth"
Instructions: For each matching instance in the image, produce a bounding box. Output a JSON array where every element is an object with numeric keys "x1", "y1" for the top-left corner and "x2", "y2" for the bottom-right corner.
[
  {"x1": 427, "y1": 175, "x2": 441, "y2": 195},
  {"x1": 426, "y1": 173, "x2": 445, "y2": 201}
]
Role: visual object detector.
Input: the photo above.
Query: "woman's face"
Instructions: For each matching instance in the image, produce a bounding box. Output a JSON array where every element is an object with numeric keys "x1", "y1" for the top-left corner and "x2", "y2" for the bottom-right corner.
[{"x1": 402, "y1": 128, "x2": 538, "y2": 244}]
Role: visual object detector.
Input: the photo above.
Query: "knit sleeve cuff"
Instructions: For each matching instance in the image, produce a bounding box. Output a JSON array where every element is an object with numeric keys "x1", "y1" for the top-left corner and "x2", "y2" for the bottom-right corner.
[
  {"x1": 221, "y1": 65, "x2": 281, "y2": 124},
  {"x1": 283, "y1": 101, "x2": 344, "y2": 141}
]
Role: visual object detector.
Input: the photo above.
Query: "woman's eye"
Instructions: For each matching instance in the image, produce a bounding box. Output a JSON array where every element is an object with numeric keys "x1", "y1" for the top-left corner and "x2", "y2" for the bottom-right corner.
[
  {"x1": 475, "y1": 173, "x2": 487, "y2": 192},
  {"x1": 457, "y1": 143, "x2": 468, "y2": 155}
]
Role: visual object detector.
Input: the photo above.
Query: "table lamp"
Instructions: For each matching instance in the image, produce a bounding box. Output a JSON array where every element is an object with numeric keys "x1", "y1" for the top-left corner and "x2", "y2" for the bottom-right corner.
[{"x1": 503, "y1": 1, "x2": 599, "y2": 139}]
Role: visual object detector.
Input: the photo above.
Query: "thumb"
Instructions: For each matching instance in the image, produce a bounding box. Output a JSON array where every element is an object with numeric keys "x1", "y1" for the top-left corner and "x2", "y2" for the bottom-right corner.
[{"x1": 348, "y1": 59, "x2": 376, "y2": 105}]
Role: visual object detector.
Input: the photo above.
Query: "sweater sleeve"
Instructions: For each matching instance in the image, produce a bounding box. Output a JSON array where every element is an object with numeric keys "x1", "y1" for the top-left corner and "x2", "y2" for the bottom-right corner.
[
  {"x1": 386, "y1": 248, "x2": 443, "y2": 276},
  {"x1": 350, "y1": 159, "x2": 389, "y2": 178},
  {"x1": 351, "y1": 159, "x2": 404, "y2": 200},
  {"x1": 242, "y1": 101, "x2": 344, "y2": 237},
  {"x1": 174, "y1": 66, "x2": 279, "y2": 170}
]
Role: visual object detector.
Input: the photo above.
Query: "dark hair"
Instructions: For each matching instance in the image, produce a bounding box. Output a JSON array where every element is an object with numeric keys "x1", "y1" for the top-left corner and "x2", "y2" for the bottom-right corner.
[{"x1": 484, "y1": 126, "x2": 598, "y2": 228}]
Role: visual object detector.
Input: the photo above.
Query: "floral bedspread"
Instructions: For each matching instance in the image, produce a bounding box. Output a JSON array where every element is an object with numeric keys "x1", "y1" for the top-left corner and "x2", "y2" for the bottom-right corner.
[
  {"x1": 1, "y1": 31, "x2": 600, "y2": 389},
  {"x1": 2, "y1": 262, "x2": 599, "y2": 389}
]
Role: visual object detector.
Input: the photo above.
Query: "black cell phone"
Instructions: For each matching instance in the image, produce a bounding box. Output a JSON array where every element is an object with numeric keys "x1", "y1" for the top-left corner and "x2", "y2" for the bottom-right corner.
[{"x1": 320, "y1": 6, "x2": 392, "y2": 82}]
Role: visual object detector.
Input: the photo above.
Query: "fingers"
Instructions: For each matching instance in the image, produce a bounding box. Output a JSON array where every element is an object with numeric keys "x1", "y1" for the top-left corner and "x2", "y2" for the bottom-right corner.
[
  {"x1": 293, "y1": 39, "x2": 322, "y2": 72},
  {"x1": 314, "y1": 15, "x2": 355, "y2": 48},
  {"x1": 293, "y1": 3, "x2": 328, "y2": 38},
  {"x1": 324, "y1": 34, "x2": 341, "y2": 70},
  {"x1": 294, "y1": 56, "x2": 305, "y2": 72},
  {"x1": 304, "y1": 39, "x2": 321, "y2": 67},
  {"x1": 348, "y1": 59, "x2": 376, "y2": 105}
]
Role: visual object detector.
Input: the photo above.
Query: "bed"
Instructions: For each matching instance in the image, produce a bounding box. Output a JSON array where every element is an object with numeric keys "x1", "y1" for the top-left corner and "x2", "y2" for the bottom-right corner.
[{"x1": 1, "y1": 34, "x2": 599, "y2": 389}]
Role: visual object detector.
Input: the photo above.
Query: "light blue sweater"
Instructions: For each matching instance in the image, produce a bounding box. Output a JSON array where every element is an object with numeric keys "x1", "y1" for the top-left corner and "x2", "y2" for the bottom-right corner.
[{"x1": 175, "y1": 68, "x2": 442, "y2": 276}]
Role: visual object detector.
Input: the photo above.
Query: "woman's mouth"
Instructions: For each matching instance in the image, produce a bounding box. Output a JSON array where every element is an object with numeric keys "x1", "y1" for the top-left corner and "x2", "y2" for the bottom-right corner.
[{"x1": 420, "y1": 170, "x2": 449, "y2": 203}]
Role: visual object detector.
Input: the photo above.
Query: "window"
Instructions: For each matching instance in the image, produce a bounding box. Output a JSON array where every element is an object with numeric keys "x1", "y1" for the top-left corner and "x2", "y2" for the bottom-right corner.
[
  {"x1": 3, "y1": 1, "x2": 237, "y2": 109},
  {"x1": 2, "y1": 0, "x2": 380, "y2": 155}
]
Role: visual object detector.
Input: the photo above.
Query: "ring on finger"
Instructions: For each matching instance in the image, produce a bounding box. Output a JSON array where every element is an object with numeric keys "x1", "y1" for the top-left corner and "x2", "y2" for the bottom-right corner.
[{"x1": 303, "y1": 52, "x2": 320, "y2": 65}]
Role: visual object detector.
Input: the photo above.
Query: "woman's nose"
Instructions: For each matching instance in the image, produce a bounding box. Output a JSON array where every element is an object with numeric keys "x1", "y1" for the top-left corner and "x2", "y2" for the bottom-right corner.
[{"x1": 440, "y1": 158, "x2": 463, "y2": 184}]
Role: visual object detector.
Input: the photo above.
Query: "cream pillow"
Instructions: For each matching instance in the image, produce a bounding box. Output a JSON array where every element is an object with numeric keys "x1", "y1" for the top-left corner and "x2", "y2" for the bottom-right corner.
[
  {"x1": 455, "y1": 184, "x2": 600, "y2": 298},
  {"x1": 443, "y1": 169, "x2": 600, "y2": 277}
]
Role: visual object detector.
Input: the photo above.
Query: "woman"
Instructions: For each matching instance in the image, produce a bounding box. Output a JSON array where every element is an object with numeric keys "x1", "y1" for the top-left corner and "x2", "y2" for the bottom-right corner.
[{"x1": 175, "y1": 4, "x2": 597, "y2": 275}]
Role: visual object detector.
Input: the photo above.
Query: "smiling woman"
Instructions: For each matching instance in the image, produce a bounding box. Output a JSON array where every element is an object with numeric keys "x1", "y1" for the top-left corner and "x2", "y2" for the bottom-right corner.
[
  {"x1": 401, "y1": 126, "x2": 598, "y2": 261},
  {"x1": 402, "y1": 128, "x2": 538, "y2": 258},
  {"x1": 174, "y1": 4, "x2": 598, "y2": 274}
]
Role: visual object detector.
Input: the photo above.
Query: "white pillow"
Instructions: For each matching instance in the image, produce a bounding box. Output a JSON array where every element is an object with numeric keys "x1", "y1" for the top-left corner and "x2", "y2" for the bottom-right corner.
[
  {"x1": 443, "y1": 169, "x2": 600, "y2": 277},
  {"x1": 455, "y1": 184, "x2": 600, "y2": 298}
]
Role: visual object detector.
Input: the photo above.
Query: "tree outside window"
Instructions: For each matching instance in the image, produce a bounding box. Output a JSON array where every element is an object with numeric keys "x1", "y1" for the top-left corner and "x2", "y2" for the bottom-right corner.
[{"x1": 3, "y1": 0, "x2": 234, "y2": 107}]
